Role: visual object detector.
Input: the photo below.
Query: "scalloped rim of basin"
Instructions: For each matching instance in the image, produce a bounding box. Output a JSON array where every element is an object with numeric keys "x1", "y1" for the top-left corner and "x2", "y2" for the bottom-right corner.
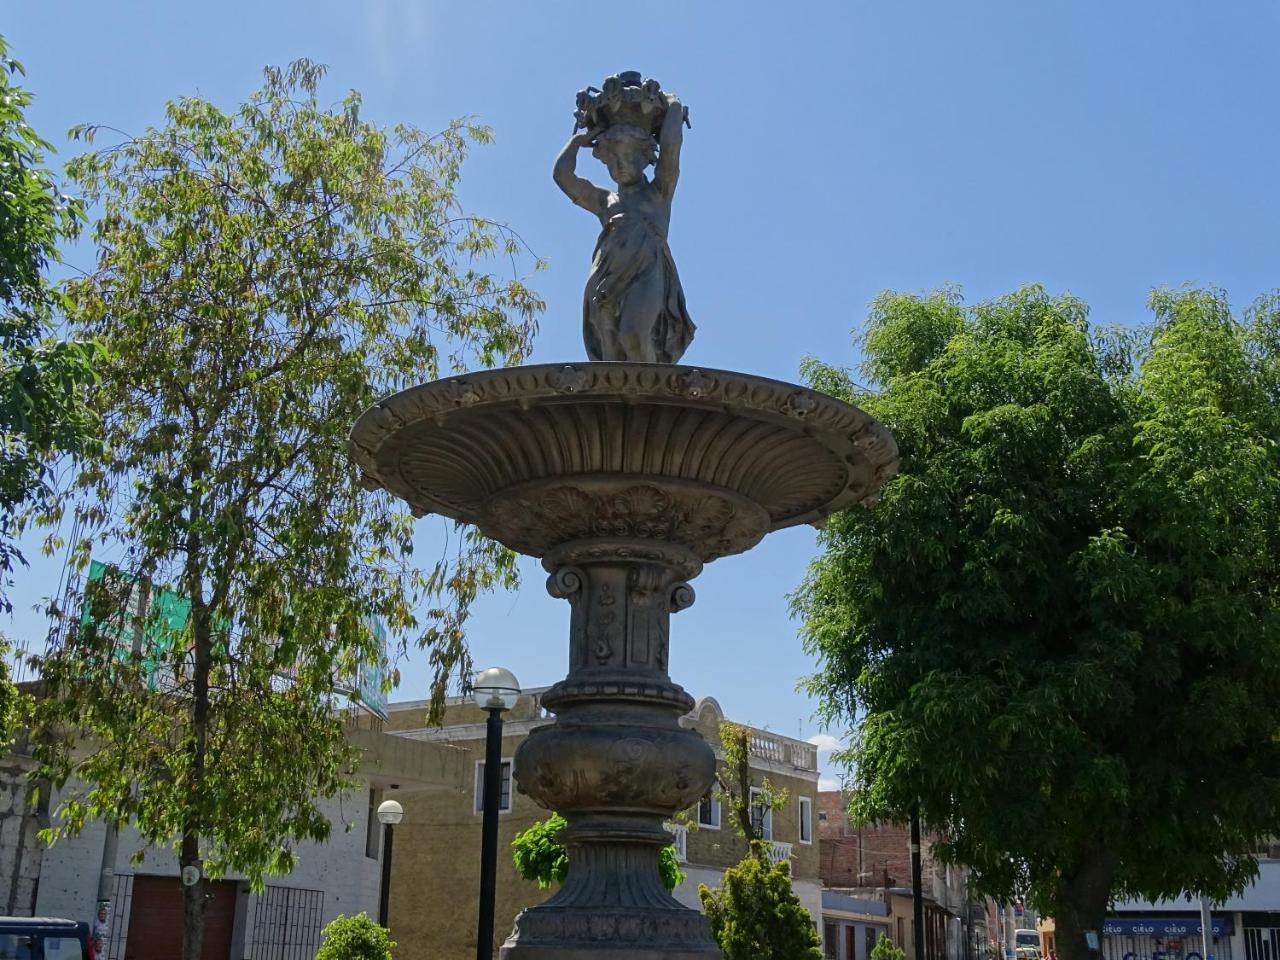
[{"x1": 349, "y1": 361, "x2": 898, "y2": 560}]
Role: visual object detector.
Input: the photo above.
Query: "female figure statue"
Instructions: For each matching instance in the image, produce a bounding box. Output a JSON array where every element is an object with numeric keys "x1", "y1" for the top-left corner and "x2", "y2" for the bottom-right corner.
[{"x1": 554, "y1": 86, "x2": 695, "y2": 364}]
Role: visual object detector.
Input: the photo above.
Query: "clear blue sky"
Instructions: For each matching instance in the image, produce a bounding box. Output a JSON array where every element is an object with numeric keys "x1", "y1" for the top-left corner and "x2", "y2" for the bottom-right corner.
[{"x1": 7, "y1": 1, "x2": 1279, "y2": 786}]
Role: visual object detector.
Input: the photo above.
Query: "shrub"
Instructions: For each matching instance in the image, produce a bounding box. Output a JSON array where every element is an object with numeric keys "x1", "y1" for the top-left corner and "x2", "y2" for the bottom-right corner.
[
  {"x1": 315, "y1": 913, "x2": 395, "y2": 960},
  {"x1": 872, "y1": 934, "x2": 907, "y2": 960},
  {"x1": 512, "y1": 812, "x2": 685, "y2": 891},
  {"x1": 699, "y1": 842, "x2": 823, "y2": 960}
]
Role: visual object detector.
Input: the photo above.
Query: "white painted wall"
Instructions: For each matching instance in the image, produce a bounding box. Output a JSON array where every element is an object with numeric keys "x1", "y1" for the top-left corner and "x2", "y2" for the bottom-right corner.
[
  {"x1": 1113, "y1": 859, "x2": 1280, "y2": 912},
  {"x1": 33, "y1": 793, "x2": 108, "y2": 922},
  {"x1": 672, "y1": 865, "x2": 723, "y2": 911},
  {"x1": 671, "y1": 864, "x2": 824, "y2": 929},
  {"x1": 794, "y1": 878, "x2": 824, "y2": 928}
]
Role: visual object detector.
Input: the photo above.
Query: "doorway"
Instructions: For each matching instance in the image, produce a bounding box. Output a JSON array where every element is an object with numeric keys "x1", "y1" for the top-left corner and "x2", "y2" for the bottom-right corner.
[{"x1": 124, "y1": 876, "x2": 237, "y2": 960}]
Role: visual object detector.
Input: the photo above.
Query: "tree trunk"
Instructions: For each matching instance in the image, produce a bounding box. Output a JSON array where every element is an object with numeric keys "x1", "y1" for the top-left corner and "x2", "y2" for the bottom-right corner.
[
  {"x1": 734, "y1": 735, "x2": 755, "y2": 841},
  {"x1": 1053, "y1": 845, "x2": 1118, "y2": 960},
  {"x1": 181, "y1": 635, "x2": 211, "y2": 960},
  {"x1": 180, "y1": 829, "x2": 205, "y2": 960},
  {"x1": 181, "y1": 518, "x2": 211, "y2": 960}
]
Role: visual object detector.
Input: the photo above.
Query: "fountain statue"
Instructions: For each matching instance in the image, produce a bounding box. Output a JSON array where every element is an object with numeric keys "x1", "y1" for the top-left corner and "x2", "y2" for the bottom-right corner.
[
  {"x1": 349, "y1": 70, "x2": 899, "y2": 959},
  {"x1": 554, "y1": 71, "x2": 695, "y2": 364}
]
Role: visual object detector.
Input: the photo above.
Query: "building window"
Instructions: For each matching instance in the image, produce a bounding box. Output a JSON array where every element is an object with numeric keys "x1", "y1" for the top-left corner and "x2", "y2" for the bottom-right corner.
[
  {"x1": 665, "y1": 820, "x2": 688, "y2": 862},
  {"x1": 697, "y1": 792, "x2": 721, "y2": 829},
  {"x1": 749, "y1": 787, "x2": 773, "y2": 841},
  {"x1": 364, "y1": 788, "x2": 382, "y2": 859},
  {"x1": 867, "y1": 926, "x2": 880, "y2": 960},
  {"x1": 1249, "y1": 837, "x2": 1280, "y2": 859},
  {"x1": 823, "y1": 922, "x2": 838, "y2": 959},
  {"x1": 818, "y1": 809, "x2": 828, "y2": 822},
  {"x1": 799, "y1": 796, "x2": 813, "y2": 844},
  {"x1": 44, "y1": 936, "x2": 83, "y2": 959},
  {"x1": 474, "y1": 760, "x2": 513, "y2": 814}
]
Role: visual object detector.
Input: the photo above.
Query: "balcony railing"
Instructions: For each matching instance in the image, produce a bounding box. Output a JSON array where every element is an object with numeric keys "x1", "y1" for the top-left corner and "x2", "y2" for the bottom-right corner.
[
  {"x1": 665, "y1": 821, "x2": 688, "y2": 862},
  {"x1": 663, "y1": 822, "x2": 788, "y2": 866},
  {"x1": 766, "y1": 840, "x2": 793, "y2": 865},
  {"x1": 747, "y1": 731, "x2": 818, "y2": 772}
]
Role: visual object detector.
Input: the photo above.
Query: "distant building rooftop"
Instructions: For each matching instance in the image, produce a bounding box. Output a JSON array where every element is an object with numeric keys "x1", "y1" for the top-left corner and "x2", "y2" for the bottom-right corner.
[
  {"x1": 822, "y1": 890, "x2": 890, "y2": 917},
  {"x1": 387, "y1": 689, "x2": 820, "y2": 772}
]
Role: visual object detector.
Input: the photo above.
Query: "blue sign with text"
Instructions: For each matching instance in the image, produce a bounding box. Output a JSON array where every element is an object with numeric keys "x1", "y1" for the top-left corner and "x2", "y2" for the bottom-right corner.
[{"x1": 1105, "y1": 918, "x2": 1231, "y2": 938}]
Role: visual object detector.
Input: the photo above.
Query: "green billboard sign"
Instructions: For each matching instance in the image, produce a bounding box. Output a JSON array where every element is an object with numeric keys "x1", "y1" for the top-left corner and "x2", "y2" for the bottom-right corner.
[
  {"x1": 351, "y1": 615, "x2": 390, "y2": 721},
  {"x1": 82, "y1": 559, "x2": 390, "y2": 713},
  {"x1": 80, "y1": 560, "x2": 191, "y2": 689}
]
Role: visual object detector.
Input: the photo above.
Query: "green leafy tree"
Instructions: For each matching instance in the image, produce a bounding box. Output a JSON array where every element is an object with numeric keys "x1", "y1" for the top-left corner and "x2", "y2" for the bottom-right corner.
[
  {"x1": 794, "y1": 285, "x2": 1280, "y2": 960},
  {"x1": 0, "y1": 36, "x2": 99, "y2": 577},
  {"x1": 315, "y1": 913, "x2": 395, "y2": 960},
  {"x1": 0, "y1": 633, "x2": 17, "y2": 747},
  {"x1": 512, "y1": 812, "x2": 686, "y2": 892},
  {"x1": 29, "y1": 60, "x2": 541, "y2": 960},
  {"x1": 717, "y1": 720, "x2": 787, "y2": 842},
  {"x1": 698, "y1": 842, "x2": 823, "y2": 960},
  {"x1": 871, "y1": 934, "x2": 906, "y2": 960},
  {"x1": 0, "y1": 36, "x2": 99, "y2": 740}
]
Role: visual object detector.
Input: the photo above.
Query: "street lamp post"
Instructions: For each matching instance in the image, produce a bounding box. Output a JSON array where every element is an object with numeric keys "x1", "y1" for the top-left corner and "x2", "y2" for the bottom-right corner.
[
  {"x1": 472, "y1": 667, "x2": 521, "y2": 960},
  {"x1": 377, "y1": 798, "x2": 404, "y2": 928}
]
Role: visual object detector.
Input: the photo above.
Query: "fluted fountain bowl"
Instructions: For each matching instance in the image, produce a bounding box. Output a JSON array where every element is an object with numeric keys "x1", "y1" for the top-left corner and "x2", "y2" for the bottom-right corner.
[{"x1": 349, "y1": 362, "x2": 898, "y2": 566}]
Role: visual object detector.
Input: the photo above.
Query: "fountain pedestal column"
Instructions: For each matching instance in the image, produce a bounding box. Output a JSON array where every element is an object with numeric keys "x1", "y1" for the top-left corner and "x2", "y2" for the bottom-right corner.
[{"x1": 502, "y1": 542, "x2": 719, "y2": 958}]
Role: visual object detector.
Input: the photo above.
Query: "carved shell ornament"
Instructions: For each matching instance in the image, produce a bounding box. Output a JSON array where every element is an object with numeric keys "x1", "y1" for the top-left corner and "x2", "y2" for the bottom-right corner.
[
  {"x1": 548, "y1": 364, "x2": 592, "y2": 393},
  {"x1": 673, "y1": 368, "x2": 715, "y2": 398}
]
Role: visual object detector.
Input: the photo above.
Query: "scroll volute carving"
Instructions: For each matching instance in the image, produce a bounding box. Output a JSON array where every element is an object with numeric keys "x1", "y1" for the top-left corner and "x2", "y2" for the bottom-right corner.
[
  {"x1": 547, "y1": 563, "x2": 627, "y2": 671},
  {"x1": 625, "y1": 564, "x2": 695, "y2": 674},
  {"x1": 547, "y1": 560, "x2": 695, "y2": 677}
]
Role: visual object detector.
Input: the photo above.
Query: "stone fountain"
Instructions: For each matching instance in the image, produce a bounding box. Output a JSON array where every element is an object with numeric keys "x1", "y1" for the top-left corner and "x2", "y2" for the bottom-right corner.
[{"x1": 349, "y1": 72, "x2": 898, "y2": 960}]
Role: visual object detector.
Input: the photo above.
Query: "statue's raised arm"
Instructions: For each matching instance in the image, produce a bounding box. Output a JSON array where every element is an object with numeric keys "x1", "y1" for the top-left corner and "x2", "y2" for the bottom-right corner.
[
  {"x1": 554, "y1": 130, "x2": 609, "y2": 219},
  {"x1": 562, "y1": 71, "x2": 696, "y2": 364},
  {"x1": 653, "y1": 97, "x2": 683, "y2": 201}
]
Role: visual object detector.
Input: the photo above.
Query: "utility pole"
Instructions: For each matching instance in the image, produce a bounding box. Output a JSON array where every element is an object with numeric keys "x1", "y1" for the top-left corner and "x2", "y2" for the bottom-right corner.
[
  {"x1": 857, "y1": 822, "x2": 864, "y2": 883},
  {"x1": 964, "y1": 885, "x2": 973, "y2": 960},
  {"x1": 1199, "y1": 897, "x2": 1214, "y2": 960},
  {"x1": 91, "y1": 827, "x2": 117, "y2": 951},
  {"x1": 912, "y1": 805, "x2": 926, "y2": 960}
]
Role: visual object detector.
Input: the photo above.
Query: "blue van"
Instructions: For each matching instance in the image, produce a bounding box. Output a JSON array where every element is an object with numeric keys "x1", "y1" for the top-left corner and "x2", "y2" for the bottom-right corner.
[{"x1": 0, "y1": 918, "x2": 93, "y2": 959}]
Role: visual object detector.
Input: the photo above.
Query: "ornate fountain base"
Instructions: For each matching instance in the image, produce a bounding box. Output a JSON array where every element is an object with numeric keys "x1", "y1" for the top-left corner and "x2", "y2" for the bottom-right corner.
[{"x1": 349, "y1": 362, "x2": 898, "y2": 958}]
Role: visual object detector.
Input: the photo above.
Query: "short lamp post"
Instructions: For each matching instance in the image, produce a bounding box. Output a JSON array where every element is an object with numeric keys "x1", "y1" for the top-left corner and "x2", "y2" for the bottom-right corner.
[
  {"x1": 376, "y1": 798, "x2": 404, "y2": 928},
  {"x1": 473, "y1": 666, "x2": 521, "y2": 960}
]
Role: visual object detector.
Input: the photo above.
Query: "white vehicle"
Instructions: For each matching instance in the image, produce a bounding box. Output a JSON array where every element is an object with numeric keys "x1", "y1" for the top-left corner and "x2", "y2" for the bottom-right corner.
[{"x1": 1015, "y1": 929, "x2": 1042, "y2": 958}]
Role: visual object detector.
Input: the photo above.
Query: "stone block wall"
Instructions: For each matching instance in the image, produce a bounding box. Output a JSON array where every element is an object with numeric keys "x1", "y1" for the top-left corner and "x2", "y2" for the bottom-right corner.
[
  {"x1": 0, "y1": 746, "x2": 45, "y2": 916},
  {"x1": 385, "y1": 728, "x2": 553, "y2": 960}
]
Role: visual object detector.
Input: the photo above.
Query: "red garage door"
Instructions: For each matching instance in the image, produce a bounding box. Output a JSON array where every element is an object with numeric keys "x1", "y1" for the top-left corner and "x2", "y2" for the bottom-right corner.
[{"x1": 125, "y1": 875, "x2": 237, "y2": 960}]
